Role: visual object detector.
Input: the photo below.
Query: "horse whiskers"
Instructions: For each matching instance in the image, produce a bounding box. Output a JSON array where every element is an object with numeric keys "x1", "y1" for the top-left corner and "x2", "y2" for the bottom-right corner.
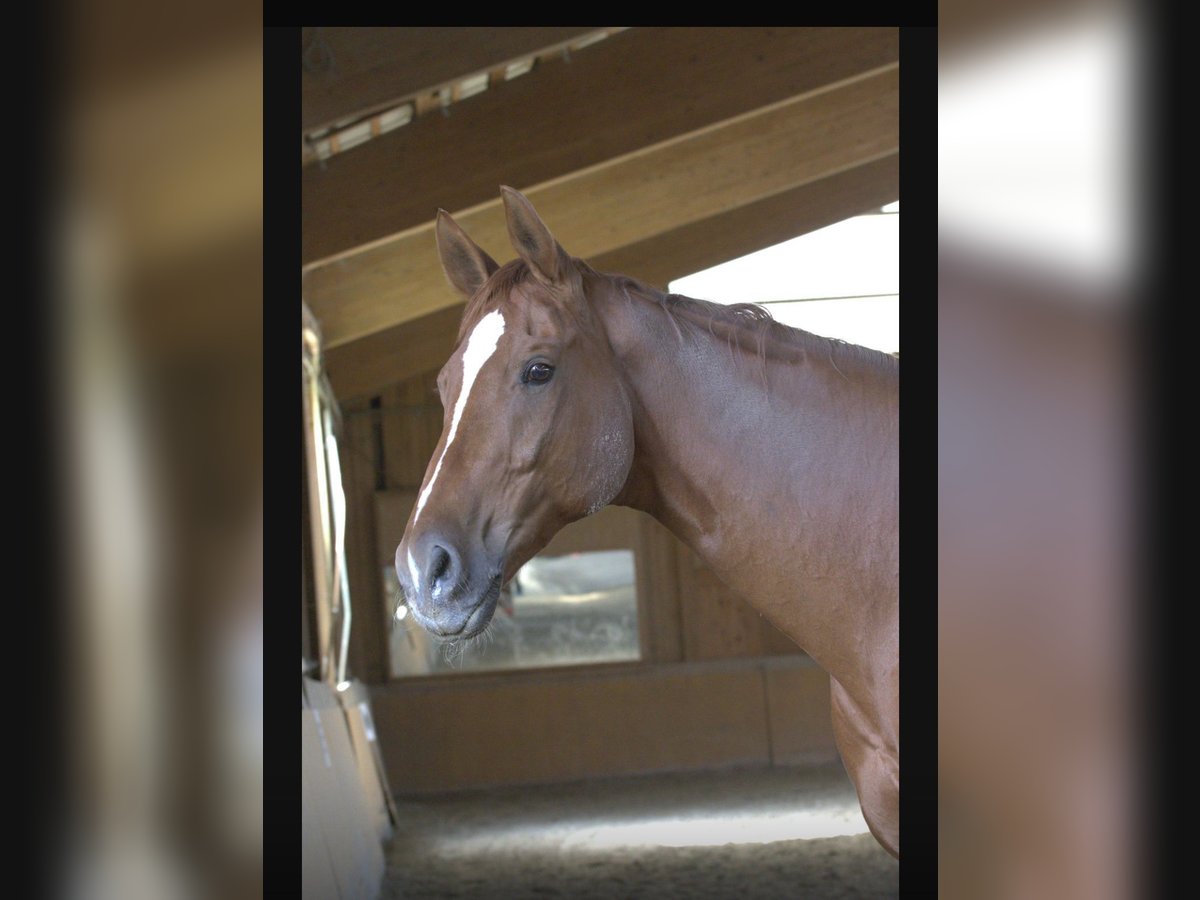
[
  {"x1": 440, "y1": 639, "x2": 461, "y2": 668},
  {"x1": 434, "y1": 620, "x2": 499, "y2": 669}
]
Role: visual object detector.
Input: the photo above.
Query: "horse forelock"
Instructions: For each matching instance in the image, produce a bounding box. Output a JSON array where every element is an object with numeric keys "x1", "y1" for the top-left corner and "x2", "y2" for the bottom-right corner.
[
  {"x1": 456, "y1": 259, "x2": 536, "y2": 343},
  {"x1": 456, "y1": 257, "x2": 594, "y2": 344}
]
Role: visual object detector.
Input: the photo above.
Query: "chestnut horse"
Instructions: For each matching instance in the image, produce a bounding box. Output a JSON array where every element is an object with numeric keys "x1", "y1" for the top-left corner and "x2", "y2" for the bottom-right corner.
[{"x1": 394, "y1": 188, "x2": 899, "y2": 857}]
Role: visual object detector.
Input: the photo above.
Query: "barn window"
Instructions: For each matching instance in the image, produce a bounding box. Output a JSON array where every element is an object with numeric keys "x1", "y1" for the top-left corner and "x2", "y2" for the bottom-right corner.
[
  {"x1": 384, "y1": 544, "x2": 640, "y2": 676},
  {"x1": 669, "y1": 202, "x2": 899, "y2": 355}
]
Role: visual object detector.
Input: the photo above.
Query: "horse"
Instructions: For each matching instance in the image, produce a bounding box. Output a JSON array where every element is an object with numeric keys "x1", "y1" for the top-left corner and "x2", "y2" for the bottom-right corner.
[{"x1": 393, "y1": 187, "x2": 899, "y2": 857}]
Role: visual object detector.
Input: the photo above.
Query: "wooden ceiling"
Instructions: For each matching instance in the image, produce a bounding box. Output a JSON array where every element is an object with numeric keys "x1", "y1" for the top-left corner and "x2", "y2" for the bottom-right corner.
[{"x1": 301, "y1": 27, "x2": 899, "y2": 401}]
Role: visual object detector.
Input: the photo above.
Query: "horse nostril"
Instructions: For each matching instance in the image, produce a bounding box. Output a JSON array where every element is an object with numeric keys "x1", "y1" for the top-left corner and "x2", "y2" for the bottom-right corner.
[
  {"x1": 430, "y1": 545, "x2": 450, "y2": 582},
  {"x1": 426, "y1": 542, "x2": 458, "y2": 599}
]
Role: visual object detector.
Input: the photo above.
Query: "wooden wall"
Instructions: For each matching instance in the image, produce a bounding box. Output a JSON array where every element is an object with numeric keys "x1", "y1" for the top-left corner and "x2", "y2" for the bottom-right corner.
[{"x1": 372, "y1": 657, "x2": 835, "y2": 794}]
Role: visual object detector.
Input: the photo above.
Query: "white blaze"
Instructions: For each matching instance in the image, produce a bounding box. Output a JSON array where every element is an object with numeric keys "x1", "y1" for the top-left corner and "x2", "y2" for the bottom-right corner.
[
  {"x1": 413, "y1": 310, "x2": 506, "y2": 527},
  {"x1": 407, "y1": 551, "x2": 420, "y2": 593}
]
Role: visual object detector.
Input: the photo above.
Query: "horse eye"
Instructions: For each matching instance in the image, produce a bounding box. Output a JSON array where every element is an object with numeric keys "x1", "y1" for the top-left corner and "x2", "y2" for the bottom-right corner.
[{"x1": 524, "y1": 362, "x2": 555, "y2": 384}]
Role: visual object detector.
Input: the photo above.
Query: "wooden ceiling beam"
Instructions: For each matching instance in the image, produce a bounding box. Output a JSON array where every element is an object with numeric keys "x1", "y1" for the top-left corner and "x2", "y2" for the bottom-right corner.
[
  {"x1": 301, "y1": 27, "x2": 603, "y2": 134},
  {"x1": 591, "y1": 151, "x2": 900, "y2": 292},
  {"x1": 305, "y1": 64, "x2": 899, "y2": 350},
  {"x1": 325, "y1": 304, "x2": 464, "y2": 403},
  {"x1": 324, "y1": 151, "x2": 898, "y2": 401},
  {"x1": 302, "y1": 27, "x2": 899, "y2": 265}
]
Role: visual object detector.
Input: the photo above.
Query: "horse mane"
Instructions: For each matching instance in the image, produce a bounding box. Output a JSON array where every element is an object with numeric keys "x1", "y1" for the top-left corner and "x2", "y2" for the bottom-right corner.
[
  {"x1": 581, "y1": 262, "x2": 898, "y2": 376},
  {"x1": 457, "y1": 257, "x2": 898, "y2": 376}
]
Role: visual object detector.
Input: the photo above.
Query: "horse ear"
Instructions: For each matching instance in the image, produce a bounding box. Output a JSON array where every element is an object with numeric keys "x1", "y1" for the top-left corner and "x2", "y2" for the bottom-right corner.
[
  {"x1": 500, "y1": 186, "x2": 572, "y2": 285},
  {"x1": 436, "y1": 209, "x2": 499, "y2": 298}
]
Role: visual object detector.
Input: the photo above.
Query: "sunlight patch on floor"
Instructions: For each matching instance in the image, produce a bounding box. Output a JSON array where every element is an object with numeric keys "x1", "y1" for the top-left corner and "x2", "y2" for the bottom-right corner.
[
  {"x1": 558, "y1": 806, "x2": 871, "y2": 849},
  {"x1": 423, "y1": 801, "x2": 870, "y2": 856}
]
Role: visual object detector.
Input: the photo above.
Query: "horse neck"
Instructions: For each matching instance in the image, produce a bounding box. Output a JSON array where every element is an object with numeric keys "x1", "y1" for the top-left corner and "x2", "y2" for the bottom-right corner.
[{"x1": 602, "y1": 281, "x2": 899, "y2": 685}]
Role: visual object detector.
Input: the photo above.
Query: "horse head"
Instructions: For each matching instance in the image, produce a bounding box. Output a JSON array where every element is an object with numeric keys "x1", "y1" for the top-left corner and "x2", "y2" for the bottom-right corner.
[{"x1": 394, "y1": 188, "x2": 635, "y2": 639}]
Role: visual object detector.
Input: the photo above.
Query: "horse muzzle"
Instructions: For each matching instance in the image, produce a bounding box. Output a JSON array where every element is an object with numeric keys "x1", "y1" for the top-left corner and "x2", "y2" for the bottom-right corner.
[{"x1": 396, "y1": 534, "x2": 504, "y2": 638}]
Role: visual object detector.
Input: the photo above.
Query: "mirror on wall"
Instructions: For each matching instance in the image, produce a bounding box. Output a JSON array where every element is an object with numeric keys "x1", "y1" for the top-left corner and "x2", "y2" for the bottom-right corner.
[{"x1": 386, "y1": 548, "x2": 640, "y2": 676}]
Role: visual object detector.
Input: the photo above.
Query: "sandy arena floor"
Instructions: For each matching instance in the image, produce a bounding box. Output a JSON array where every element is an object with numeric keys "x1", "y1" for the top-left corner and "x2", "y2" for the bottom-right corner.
[{"x1": 381, "y1": 763, "x2": 899, "y2": 899}]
